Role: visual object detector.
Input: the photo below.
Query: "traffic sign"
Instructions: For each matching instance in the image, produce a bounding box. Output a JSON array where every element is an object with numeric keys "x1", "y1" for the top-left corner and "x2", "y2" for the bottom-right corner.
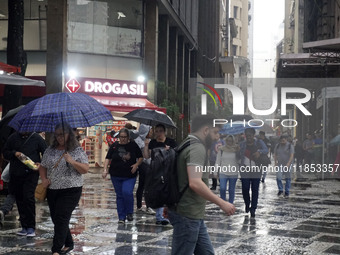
[{"x1": 65, "y1": 78, "x2": 81, "y2": 93}]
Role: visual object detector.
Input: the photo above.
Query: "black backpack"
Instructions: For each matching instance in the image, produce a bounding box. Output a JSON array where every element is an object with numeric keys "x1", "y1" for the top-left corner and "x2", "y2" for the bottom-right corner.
[{"x1": 144, "y1": 138, "x2": 200, "y2": 209}]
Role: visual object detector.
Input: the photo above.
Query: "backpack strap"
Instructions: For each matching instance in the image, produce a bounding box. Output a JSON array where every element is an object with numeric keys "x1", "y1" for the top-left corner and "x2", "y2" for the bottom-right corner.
[{"x1": 177, "y1": 138, "x2": 201, "y2": 199}]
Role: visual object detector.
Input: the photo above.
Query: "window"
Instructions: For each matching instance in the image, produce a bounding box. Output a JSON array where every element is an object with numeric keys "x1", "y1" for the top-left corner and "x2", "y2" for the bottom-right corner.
[
  {"x1": 232, "y1": 45, "x2": 237, "y2": 56},
  {"x1": 233, "y1": 6, "x2": 238, "y2": 19},
  {"x1": 67, "y1": 0, "x2": 143, "y2": 57}
]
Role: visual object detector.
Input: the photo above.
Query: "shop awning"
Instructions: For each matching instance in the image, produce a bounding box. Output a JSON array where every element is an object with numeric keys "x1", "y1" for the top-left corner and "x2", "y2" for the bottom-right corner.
[{"x1": 91, "y1": 95, "x2": 167, "y2": 113}]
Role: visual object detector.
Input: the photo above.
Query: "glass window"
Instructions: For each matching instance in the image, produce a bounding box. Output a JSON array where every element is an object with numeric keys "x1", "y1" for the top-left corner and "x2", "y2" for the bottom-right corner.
[
  {"x1": 67, "y1": 0, "x2": 143, "y2": 57},
  {"x1": 233, "y1": 6, "x2": 238, "y2": 19}
]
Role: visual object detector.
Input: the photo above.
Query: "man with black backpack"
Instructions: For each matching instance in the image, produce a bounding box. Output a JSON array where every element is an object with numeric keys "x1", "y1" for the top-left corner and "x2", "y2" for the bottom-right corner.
[
  {"x1": 144, "y1": 124, "x2": 177, "y2": 225},
  {"x1": 168, "y1": 115, "x2": 236, "y2": 255}
]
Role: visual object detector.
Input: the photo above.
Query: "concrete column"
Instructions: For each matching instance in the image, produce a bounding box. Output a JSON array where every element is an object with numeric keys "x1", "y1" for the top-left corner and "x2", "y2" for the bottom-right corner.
[
  {"x1": 183, "y1": 44, "x2": 191, "y2": 140},
  {"x1": 168, "y1": 27, "x2": 178, "y2": 98},
  {"x1": 144, "y1": 0, "x2": 158, "y2": 104},
  {"x1": 157, "y1": 15, "x2": 169, "y2": 103},
  {"x1": 189, "y1": 50, "x2": 198, "y2": 118},
  {"x1": 46, "y1": 0, "x2": 67, "y2": 94},
  {"x1": 176, "y1": 36, "x2": 185, "y2": 142}
]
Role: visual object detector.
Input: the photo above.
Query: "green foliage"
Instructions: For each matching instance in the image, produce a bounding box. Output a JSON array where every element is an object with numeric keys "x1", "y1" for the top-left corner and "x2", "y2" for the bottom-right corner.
[
  {"x1": 156, "y1": 80, "x2": 181, "y2": 121},
  {"x1": 159, "y1": 99, "x2": 180, "y2": 120}
]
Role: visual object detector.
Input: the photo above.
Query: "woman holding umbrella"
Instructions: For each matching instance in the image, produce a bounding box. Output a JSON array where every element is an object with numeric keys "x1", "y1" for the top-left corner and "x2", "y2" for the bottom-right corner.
[
  {"x1": 102, "y1": 128, "x2": 143, "y2": 223},
  {"x1": 38, "y1": 123, "x2": 89, "y2": 255}
]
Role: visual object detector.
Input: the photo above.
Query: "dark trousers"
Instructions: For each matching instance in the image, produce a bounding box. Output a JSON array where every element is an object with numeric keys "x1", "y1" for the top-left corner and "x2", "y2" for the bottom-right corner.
[
  {"x1": 211, "y1": 178, "x2": 217, "y2": 188},
  {"x1": 47, "y1": 187, "x2": 82, "y2": 253},
  {"x1": 136, "y1": 162, "x2": 149, "y2": 209},
  {"x1": 241, "y1": 178, "x2": 260, "y2": 213},
  {"x1": 10, "y1": 171, "x2": 39, "y2": 229}
]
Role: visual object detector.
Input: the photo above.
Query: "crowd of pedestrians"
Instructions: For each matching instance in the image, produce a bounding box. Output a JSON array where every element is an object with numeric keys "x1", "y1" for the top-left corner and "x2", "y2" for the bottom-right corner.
[{"x1": 0, "y1": 115, "x2": 339, "y2": 255}]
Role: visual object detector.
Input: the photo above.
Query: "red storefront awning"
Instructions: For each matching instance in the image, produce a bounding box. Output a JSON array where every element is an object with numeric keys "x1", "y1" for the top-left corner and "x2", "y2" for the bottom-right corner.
[
  {"x1": 0, "y1": 62, "x2": 21, "y2": 73},
  {"x1": 91, "y1": 95, "x2": 167, "y2": 113}
]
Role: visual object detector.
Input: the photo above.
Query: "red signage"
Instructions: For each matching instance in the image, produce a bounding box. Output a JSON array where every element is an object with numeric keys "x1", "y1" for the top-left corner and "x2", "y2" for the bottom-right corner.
[{"x1": 65, "y1": 78, "x2": 81, "y2": 93}]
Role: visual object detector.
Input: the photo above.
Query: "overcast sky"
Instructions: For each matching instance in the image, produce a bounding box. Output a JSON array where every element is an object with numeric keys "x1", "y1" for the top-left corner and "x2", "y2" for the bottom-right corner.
[{"x1": 253, "y1": 0, "x2": 284, "y2": 78}]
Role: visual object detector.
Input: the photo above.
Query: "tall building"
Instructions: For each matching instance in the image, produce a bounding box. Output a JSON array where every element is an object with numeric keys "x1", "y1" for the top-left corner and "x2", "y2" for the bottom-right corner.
[
  {"x1": 276, "y1": 0, "x2": 340, "y2": 161},
  {"x1": 219, "y1": 0, "x2": 250, "y2": 113}
]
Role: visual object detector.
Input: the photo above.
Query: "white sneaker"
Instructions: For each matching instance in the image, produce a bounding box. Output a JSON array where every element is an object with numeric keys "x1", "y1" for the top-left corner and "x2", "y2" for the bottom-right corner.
[
  {"x1": 136, "y1": 207, "x2": 145, "y2": 213},
  {"x1": 146, "y1": 207, "x2": 156, "y2": 215}
]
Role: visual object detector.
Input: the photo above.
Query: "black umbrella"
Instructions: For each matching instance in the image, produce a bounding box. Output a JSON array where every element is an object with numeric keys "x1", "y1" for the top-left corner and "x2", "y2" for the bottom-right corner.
[
  {"x1": 123, "y1": 109, "x2": 177, "y2": 128},
  {"x1": 0, "y1": 105, "x2": 25, "y2": 149},
  {"x1": 1, "y1": 105, "x2": 25, "y2": 121}
]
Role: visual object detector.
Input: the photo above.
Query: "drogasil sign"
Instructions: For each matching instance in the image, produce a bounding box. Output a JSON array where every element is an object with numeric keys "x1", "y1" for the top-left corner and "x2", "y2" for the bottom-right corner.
[
  {"x1": 84, "y1": 81, "x2": 147, "y2": 96},
  {"x1": 65, "y1": 78, "x2": 148, "y2": 97}
]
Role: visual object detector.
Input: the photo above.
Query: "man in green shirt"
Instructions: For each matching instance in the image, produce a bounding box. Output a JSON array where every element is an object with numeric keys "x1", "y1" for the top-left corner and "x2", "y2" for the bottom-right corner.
[{"x1": 168, "y1": 115, "x2": 236, "y2": 255}]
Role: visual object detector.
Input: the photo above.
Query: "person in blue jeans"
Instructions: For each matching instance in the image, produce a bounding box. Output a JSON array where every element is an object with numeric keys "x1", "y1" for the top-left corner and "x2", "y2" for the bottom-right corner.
[
  {"x1": 215, "y1": 135, "x2": 239, "y2": 203},
  {"x1": 169, "y1": 115, "x2": 236, "y2": 255},
  {"x1": 274, "y1": 135, "x2": 294, "y2": 197},
  {"x1": 238, "y1": 128, "x2": 268, "y2": 218},
  {"x1": 103, "y1": 128, "x2": 143, "y2": 223}
]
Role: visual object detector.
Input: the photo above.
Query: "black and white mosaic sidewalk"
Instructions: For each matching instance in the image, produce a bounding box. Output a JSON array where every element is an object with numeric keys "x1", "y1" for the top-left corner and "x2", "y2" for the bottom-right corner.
[{"x1": 0, "y1": 168, "x2": 340, "y2": 255}]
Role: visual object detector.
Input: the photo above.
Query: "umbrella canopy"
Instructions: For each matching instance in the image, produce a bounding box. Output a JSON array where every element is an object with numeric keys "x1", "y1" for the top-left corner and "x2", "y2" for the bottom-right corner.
[
  {"x1": 0, "y1": 105, "x2": 24, "y2": 149},
  {"x1": 1, "y1": 105, "x2": 25, "y2": 121},
  {"x1": 219, "y1": 121, "x2": 260, "y2": 135},
  {"x1": 0, "y1": 72, "x2": 45, "y2": 86},
  {"x1": 123, "y1": 109, "x2": 176, "y2": 128},
  {"x1": 330, "y1": 134, "x2": 340, "y2": 145},
  {"x1": 8, "y1": 92, "x2": 114, "y2": 132}
]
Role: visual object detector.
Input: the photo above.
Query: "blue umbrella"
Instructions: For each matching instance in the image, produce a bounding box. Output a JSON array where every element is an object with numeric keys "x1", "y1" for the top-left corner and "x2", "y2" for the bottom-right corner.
[
  {"x1": 219, "y1": 121, "x2": 260, "y2": 135},
  {"x1": 9, "y1": 92, "x2": 114, "y2": 132}
]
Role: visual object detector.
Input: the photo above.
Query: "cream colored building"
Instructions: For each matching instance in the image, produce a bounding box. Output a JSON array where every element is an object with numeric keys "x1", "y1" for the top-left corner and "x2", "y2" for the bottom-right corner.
[{"x1": 219, "y1": 0, "x2": 251, "y2": 113}]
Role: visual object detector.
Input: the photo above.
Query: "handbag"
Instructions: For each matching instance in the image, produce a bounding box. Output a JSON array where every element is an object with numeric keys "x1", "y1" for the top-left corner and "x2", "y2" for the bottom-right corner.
[
  {"x1": 34, "y1": 152, "x2": 64, "y2": 202},
  {"x1": 35, "y1": 183, "x2": 47, "y2": 201}
]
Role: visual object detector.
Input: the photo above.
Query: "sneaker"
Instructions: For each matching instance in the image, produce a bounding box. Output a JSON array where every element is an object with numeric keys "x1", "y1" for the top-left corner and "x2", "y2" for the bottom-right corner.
[
  {"x1": 136, "y1": 207, "x2": 145, "y2": 213},
  {"x1": 0, "y1": 210, "x2": 4, "y2": 225},
  {"x1": 26, "y1": 228, "x2": 36, "y2": 237},
  {"x1": 277, "y1": 191, "x2": 283, "y2": 196},
  {"x1": 127, "y1": 214, "x2": 133, "y2": 221},
  {"x1": 118, "y1": 219, "x2": 125, "y2": 224},
  {"x1": 156, "y1": 219, "x2": 169, "y2": 225},
  {"x1": 261, "y1": 178, "x2": 265, "y2": 183},
  {"x1": 210, "y1": 186, "x2": 216, "y2": 191},
  {"x1": 146, "y1": 207, "x2": 156, "y2": 215},
  {"x1": 17, "y1": 228, "x2": 28, "y2": 236},
  {"x1": 284, "y1": 193, "x2": 289, "y2": 198}
]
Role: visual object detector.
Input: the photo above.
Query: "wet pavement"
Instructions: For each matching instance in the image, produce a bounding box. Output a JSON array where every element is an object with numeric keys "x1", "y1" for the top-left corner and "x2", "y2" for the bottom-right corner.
[{"x1": 1, "y1": 168, "x2": 340, "y2": 255}]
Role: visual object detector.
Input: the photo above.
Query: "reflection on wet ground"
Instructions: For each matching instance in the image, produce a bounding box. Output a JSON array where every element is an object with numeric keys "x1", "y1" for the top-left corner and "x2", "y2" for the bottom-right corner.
[{"x1": 0, "y1": 169, "x2": 340, "y2": 254}]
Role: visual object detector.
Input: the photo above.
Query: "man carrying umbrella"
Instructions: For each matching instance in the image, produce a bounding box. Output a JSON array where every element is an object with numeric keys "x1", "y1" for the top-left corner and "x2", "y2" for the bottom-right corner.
[{"x1": 3, "y1": 131, "x2": 47, "y2": 237}]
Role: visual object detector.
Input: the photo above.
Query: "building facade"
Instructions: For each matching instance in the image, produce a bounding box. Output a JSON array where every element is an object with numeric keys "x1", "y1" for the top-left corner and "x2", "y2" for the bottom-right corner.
[
  {"x1": 219, "y1": 0, "x2": 251, "y2": 114},
  {"x1": 277, "y1": 0, "x2": 340, "y2": 162},
  {"x1": 0, "y1": 0, "x2": 223, "y2": 142}
]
